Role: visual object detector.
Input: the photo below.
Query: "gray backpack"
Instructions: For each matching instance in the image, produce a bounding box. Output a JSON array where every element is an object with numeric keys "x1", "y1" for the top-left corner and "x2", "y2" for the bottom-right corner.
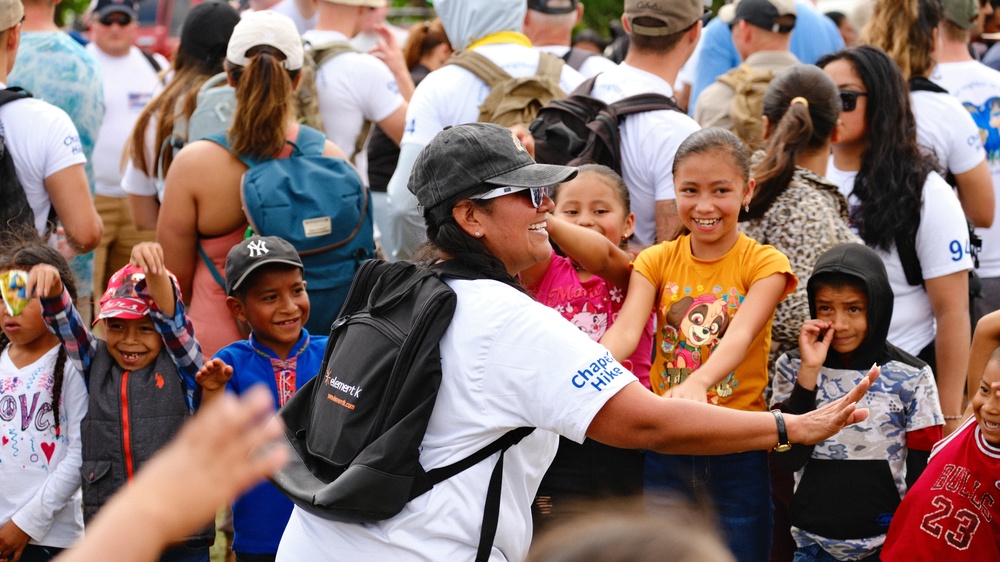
[{"x1": 154, "y1": 72, "x2": 235, "y2": 197}]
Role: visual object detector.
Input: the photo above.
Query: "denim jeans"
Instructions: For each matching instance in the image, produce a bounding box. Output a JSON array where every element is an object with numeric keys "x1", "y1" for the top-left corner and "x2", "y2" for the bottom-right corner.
[
  {"x1": 19, "y1": 545, "x2": 64, "y2": 562},
  {"x1": 645, "y1": 449, "x2": 773, "y2": 562},
  {"x1": 159, "y1": 540, "x2": 211, "y2": 562},
  {"x1": 793, "y1": 543, "x2": 881, "y2": 562}
]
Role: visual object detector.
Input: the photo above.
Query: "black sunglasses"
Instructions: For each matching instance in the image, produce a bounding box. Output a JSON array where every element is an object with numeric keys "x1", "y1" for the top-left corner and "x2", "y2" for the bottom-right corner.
[
  {"x1": 99, "y1": 13, "x2": 133, "y2": 26},
  {"x1": 839, "y1": 90, "x2": 868, "y2": 112}
]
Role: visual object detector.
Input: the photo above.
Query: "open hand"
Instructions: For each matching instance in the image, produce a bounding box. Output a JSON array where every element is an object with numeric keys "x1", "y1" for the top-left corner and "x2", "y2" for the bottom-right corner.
[
  {"x1": 26, "y1": 264, "x2": 64, "y2": 300},
  {"x1": 196, "y1": 358, "x2": 234, "y2": 392},
  {"x1": 786, "y1": 364, "x2": 880, "y2": 445}
]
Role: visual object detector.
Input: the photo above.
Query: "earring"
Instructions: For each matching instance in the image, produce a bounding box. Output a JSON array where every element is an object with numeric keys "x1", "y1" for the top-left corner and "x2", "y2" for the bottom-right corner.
[
  {"x1": 744, "y1": 203, "x2": 750, "y2": 213},
  {"x1": 475, "y1": 232, "x2": 481, "y2": 238}
]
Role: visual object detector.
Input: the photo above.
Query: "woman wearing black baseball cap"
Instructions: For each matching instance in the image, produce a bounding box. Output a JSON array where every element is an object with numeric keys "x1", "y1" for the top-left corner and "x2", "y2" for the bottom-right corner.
[{"x1": 275, "y1": 122, "x2": 879, "y2": 562}]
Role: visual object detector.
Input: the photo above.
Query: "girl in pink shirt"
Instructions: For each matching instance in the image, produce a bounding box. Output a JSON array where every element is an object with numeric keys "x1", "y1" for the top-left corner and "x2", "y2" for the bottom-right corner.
[{"x1": 520, "y1": 164, "x2": 654, "y2": 529}]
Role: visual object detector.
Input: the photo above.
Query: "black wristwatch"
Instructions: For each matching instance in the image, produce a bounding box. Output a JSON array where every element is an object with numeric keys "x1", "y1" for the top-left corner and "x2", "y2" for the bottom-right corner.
[{"x1": 772, "y1": 410, "x2": 792, "y2": 453}]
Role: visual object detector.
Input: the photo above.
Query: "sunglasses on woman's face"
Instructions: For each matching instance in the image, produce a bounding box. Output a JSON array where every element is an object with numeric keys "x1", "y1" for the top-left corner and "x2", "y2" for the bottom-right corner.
[
  {"x1": 839, "y1": 90, "x2": 868, "y2": 112},
  {"x1": 99, "y1": 13, "x2": 133, "y2": 26},
  {"x1": 471, "y1": 186, "x2": 547, "y2": 208}
]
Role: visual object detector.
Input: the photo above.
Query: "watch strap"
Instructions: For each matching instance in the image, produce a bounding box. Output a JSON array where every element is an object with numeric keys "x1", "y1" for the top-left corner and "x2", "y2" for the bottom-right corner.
[{"x1": 772, "y1": 409, "x2": 791, "y2": 452}]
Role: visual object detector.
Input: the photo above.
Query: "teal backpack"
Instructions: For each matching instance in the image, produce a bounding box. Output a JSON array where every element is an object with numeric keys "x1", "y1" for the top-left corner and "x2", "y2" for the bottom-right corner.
[{"x1": 206, "y1": 126, "x2": 375, "y2": 334}]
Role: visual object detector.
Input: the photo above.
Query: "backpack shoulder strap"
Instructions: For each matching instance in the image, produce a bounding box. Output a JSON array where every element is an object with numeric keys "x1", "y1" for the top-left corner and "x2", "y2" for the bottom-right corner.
[
  {"x1": 909, "y1": 76, "x2": 949, "y2": 94},
  {"x1": 199, "y1": 72, "x2": 230, "y2": 95},
  {"x1": 536, "y1": 51, "x2": 565, "y2": 80},
  {"x1": 291, "y1": 125, "x2": 327, "y2": 156},
  {"x1": 141, "y1": 49, "x2": 163, "y2": 74},
  {"x1": 609, "y1": 91, "x2": 682, "y2": 117},
  {"x1": 311, "y1": 40, "x2": 358, "y2": 67},
  {"x1": 446, "y1": 50, "x2": 511, "y2": 88},
  {"x1": 562, "y1": 47, "x2": 594, "y2": 72},
  {"x1": 426, "y1": 427, "x2": 535, "y2": 562},
  {"x1": 0, "y1": 87, "x2": 31, "y2": 108}
]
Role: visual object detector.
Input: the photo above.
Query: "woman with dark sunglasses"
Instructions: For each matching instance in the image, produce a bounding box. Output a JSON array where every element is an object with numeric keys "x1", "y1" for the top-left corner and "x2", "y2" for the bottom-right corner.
[
  {"x1": 818, "y1": 45, "x2": 973, "y2": 437},
  {"x1": 859, "y1": 0, "x2": 993, "y2": 229}
]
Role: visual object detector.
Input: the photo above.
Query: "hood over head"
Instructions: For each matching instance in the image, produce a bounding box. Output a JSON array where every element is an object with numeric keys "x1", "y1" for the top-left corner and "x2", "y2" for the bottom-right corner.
[
  {"x1": 807, "y1": 243, "x2": 894, "y2": 370},
  {"x1": 435, "y1": 0, "x2": 527, "y2": 51}
]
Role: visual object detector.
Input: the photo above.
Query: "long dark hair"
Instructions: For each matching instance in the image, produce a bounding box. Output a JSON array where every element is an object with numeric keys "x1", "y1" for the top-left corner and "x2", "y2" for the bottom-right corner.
[
  {"x1": 0, "y1": 236, "x2": 77, "y2": 434},
  {"x1": 743, "y1": 65, "x2": 841, "y2": 220},
  {"x1": 817, "y1": 46, "x2": 933, "y2": 255},
  {"x1": 414, "y1": 193, "x2": 528, "y2": 293}
]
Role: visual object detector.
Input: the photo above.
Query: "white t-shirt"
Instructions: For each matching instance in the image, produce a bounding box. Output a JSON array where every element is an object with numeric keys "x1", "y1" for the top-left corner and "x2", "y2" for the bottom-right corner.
[
  {"x1": 302, "y1": 29, "x2": 405, "y2": 162},
  {"x1": 276, "y1": 277, "x2": 635, "y2": 561},
  {"x1": 259, "y1": 0, "x2": 316, "y2": 35},
  {"x1": 826, "y1": 161, "x2": 972, "y2": 354},
  {"x1": 911, "y1": 90, "x2": 986, "y2": 177},
  {"x1": 0, "y1": 346, "x2": 88, "y2": 548},
  {"x1": 590, "y1": 63, "x2": 701, "y2": 246},
  {"x1": 931, "y1": 60, "x2": 1000, "y2": 278},
  {"x1": 0, "y1": 85, "x2": 86, "y2": 235},
  {"x1": 386, "y1": 43, "x2": 584, "y2": 259},
  {"x1": 535, "y1": 45, "x2": 618, "y2": 79},
  {"x1": 85, "y1": 45, "x2": 166, "y2": 198}
]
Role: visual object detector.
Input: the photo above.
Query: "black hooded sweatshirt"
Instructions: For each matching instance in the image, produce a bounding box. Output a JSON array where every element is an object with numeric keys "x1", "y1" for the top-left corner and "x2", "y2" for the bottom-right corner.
[{"x1": 774, "y1": 243, "x2": 937, "y2": 540}]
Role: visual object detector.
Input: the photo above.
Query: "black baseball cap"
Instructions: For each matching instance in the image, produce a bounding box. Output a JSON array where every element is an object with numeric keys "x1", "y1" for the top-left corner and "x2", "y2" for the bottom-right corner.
[
  {"x1": 408, "y1": 123, "x2": 577, "y2": 213},
  {"x1": 225, "y1": 236, "x2": 303, "y2": 295},
  {"x1": 92, "y1": 0, "x2": 139, "y2": 19}
]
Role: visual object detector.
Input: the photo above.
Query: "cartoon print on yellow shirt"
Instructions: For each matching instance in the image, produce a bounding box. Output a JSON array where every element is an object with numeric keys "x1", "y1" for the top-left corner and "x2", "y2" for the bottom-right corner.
[{"x1": 658, "y1": 286, "x2": 744, "y2": 402}]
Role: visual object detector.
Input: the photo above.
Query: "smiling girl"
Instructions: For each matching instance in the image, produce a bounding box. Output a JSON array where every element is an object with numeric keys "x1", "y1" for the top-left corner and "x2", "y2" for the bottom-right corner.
[
  {"x1": 601, "y1": 128, "x2": 797, "y2": 562},
  {"x1": 0, "y1": 240, "x2": 86, "y2": 562},
  {"x1": 519, "y1": 164, "x2": 654, "y2": 528}
]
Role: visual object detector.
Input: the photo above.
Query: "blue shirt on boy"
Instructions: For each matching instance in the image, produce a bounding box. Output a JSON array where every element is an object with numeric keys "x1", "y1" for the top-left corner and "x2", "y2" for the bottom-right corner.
[{"x1": 215, "y1": 329, "x2": 328, "y2": 555}]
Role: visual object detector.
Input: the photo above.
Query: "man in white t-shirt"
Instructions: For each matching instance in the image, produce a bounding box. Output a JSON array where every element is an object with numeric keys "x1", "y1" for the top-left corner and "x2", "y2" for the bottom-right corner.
[
  {"x1": 933, "y1": 0, "x2": 1000, "y2": 324},
  {"x1": 302, "y1": 0, "x2": 411, "y2": 166},
  {"x1": 384, "y1": 0, "x2": 584, "y2": 260},
  {"x1": 85, "y1": 0, "x2": 166, "y2": 298},
  {"x1": 0, "y1": 0, "x2": 100, "y2": 255},
  {"x1": 523, "y1": 0, "x2": 617, "y2": 78},
  {"x1": 694, "y1": 0, "x2": 799, "y2": 140},
  {"x1": 588, "y1": 0, "x2": 703, "y2": 246}
]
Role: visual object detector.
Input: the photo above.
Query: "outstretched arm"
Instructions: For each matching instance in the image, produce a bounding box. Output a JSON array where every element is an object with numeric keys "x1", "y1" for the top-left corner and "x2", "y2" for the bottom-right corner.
[
  {"x1": 546, "y1": 215, "x2": 633, "y2": 290},
  {"x1": 587, "y1": 365, "x2": 879, "y2": 454},
  {"x1": 600, "y1": 271, "x2": 657, "y2": 362}
]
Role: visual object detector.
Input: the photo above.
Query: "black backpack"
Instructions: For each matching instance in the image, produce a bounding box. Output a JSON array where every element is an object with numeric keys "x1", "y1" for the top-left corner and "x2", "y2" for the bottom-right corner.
[
  {"x1": 0, "y1": 88, "x2": 55, "y2": 236},
  {"x1": 529, "y1": 74, "x2": 682, "y2": 175},
  {"x1": 272, "y1": 259, "x2": 534, "y2": 561}
]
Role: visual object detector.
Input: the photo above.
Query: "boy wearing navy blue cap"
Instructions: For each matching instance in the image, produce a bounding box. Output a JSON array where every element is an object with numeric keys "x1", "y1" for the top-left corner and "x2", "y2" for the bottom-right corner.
[{"x1": 196, "y1": 235, "x2": 328, "y2": 562}]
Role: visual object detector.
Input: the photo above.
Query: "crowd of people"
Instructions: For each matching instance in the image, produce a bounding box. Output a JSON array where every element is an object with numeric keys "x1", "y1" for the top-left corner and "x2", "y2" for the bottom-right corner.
[{"x1": 2, "y1": 0, "x2": 1000, "y2": 561}]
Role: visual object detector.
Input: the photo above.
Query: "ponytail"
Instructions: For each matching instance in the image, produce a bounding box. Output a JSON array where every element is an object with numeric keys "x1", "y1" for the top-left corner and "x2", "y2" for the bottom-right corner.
[
  {"x1": 744, "y1": 65, "x2": 842, "y2": 220},
  {"x1": 227, "y1": 47, "x2": 301, "y2": 160},
  {"x1": 403, "y1": 18, "x2": 449, "y2": 70}
]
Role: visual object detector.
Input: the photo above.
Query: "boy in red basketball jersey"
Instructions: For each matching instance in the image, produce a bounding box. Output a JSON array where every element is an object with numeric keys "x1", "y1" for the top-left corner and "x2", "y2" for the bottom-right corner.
[{"x1": 882, "y1": 311, "x2": 1000, "y2": 561}]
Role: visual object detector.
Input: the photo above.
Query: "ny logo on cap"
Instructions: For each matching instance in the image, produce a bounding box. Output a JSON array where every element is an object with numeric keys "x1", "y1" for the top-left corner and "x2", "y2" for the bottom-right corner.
[{"x1": 247, "y1": 240, "x2": 269, "y2": 258}]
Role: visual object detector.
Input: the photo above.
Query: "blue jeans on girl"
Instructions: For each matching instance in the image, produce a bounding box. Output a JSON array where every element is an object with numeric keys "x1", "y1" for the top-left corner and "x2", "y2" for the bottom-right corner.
[{"x1": 645, "y1": 450, "x2": 773, "y2": 562}]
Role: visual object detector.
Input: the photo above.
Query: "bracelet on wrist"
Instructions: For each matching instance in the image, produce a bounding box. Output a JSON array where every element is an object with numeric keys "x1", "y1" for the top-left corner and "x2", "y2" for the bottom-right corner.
[{"x1": 943, "y1": 415, "x2": 963, "y2": 421}]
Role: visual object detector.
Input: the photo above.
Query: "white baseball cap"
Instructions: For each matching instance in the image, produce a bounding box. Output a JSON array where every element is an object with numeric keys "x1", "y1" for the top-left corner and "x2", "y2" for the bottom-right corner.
[{"x1": 226, "y1": 10, "x2": 304, "y2": 71}]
